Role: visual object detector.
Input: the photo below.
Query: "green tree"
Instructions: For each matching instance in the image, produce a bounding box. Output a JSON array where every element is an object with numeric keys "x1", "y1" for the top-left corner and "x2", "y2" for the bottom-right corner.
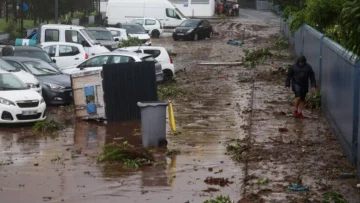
[{"x1": 339, "y1": 0, "x2": 360, "y2": 57}]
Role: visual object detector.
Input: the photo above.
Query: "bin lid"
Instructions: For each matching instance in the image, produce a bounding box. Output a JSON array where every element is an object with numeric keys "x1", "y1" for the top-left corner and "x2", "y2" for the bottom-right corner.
[{"x1": 137, "y1": 101, "x2": 169, "y2": 107}]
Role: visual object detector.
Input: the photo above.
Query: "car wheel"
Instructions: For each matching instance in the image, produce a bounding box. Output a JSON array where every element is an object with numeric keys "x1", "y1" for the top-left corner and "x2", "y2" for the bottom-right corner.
[
  {"x1": 208, "y1": 31, "x2": 213, "y2": 39},
  {"x1": 163, "y1": 69, "x2": 174, "y2": 82},
  {"x1": 151, "y1": 30, "x2": 160, "y2": 38},
  {"x1": 193, "y1": 33, "x2": 199, "y2": 41}
]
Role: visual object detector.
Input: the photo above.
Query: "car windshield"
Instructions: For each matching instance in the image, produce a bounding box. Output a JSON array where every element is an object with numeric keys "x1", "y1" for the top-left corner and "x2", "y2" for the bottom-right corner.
[
  {"x1": 179, "y1": 20, "x2": 200, "y2": 27},
  {"x1": 122, "y1": 24, "x2": 146, "y2": 34},
  {"x1": 0, "y1": 73, "x2": 27, "y2": 90},
  {"x1": 80, "y1": 29, "x2": 100, "y2": 45},
  {"x1": 14, "y1": 50, "x2": 52, "y2": 63},
  {"x1": 89, "y1": 30, "x2": 114, "y2": 41},
  {"x1": 0, "y1": 58, "x2": 20, "y2": 72},
  {"x1": 23, "y1": 61, "x2": 60, "y2": 76},
  {"x1": 175, "y1": 8, "x2": 187, "y2": 19}
]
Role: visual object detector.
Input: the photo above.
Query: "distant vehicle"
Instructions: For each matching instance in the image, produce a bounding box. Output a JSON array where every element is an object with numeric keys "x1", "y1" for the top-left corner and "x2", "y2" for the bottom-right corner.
[
  {"x1": 117, "y1": 23, "x2": 152, "y2": 46},
  {"x1": 173, "y1": 19, "x2": 213, "y2": 41},
  {"x1": 88, "y1": 27, "x2": 118, "y2": 51},
  {"x1": 3, "y1": 57, "x2": 72, "y2": 105},
  {"x1": 39, "y1": 42, "x2": 89, "y2": 70},
  {"x1": 61, "y1": 52, "x2": 163, "y2": 82},
  {"x1": 0, "y1": 45, "x2": 59, "y2": 69},
  {"x1": 0, "y1": 70, "x2": 46, "y2": 123},
  {"x1": 106, "y1": 27, "x2": 128, "y2": 41},
  {"x1": 131, "y1": 18, "x2": 164, "y2": 38},
  {"x1": 105, "y1": 0, "x2": 187, "y2": 28},
  {"x1": 31, "y1": 24, "x2": 110, "y2": 56},
  {"x1": 0, "y1": 58, "x2": 42, "y2": 95},
  {"x1": 114, "y1": 46, "x2": 175, "y2": 79}
]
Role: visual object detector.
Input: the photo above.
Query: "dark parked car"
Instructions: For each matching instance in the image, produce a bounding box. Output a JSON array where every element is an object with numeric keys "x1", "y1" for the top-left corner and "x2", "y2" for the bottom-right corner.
[
  {"x1": 2, "y1": 57, "x2": 72, "y2": 105},
  {"x1": 88, "y1": 27, "x2": 118, "y2": 51},
  {"x1": 172, "y1": 19, "x2": 213, "y2": 41},
  {"x1": 0, "y1": 45, "x2": 60, "y2": 70}
]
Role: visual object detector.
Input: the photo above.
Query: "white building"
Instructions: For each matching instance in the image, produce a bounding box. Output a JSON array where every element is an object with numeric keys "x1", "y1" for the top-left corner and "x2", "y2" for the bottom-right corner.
[{"x1": 169, "y1": 0, "x2": 215, "y2": 17}]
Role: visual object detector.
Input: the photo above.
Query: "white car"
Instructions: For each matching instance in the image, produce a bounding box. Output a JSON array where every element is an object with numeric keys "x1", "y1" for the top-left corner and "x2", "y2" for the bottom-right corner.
[
  {"x1": 0, "y1": 58, "x2": 42, "y2": 94},
  {"x1": 131, "y1": 18, "x2": 164, "y2": 38},
  {"x1": 39, "y1": 42, "x2": 89, "y2": 70},
  {"x1": 120, "y1": 23, "x2": 151, "y2": 46},
  {"x1": 114, "y1": 46, "x2": 175, "y2": 79},
  {"x1": 0, "y1": 70, "x2": 46, "y2": 123},
  {"x1": 61, "y1": 52, "x2": 163, "y2": 82},
  {"x1": 106, "y1": 27, "x2": 128, "y2": 42}
]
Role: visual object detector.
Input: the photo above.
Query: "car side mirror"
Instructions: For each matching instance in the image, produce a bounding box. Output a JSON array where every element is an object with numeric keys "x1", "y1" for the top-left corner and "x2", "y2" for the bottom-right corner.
[
  {"x1": 81, "y1": 41, "x2": 89, "y2": 47},
  {"x1": 114, "y1": 38, "x2": 119, "y2": 42},
  {"x1": 146, "y1": 30, "x2": 149, "y2": 34},
  {"x1": 52, "y1": 59, "x2": 56, "y2": 63}
]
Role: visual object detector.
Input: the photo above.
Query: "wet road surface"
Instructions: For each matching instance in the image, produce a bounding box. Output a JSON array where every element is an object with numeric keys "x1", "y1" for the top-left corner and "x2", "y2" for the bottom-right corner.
[{"x1": 1, "y1": 9, "x2": 360, "y2": 203}]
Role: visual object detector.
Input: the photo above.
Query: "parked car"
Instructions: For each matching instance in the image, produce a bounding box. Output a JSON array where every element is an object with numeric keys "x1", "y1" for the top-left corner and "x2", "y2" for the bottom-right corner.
[
  {"x1": 0, "y1": 58, "x2": 42, "y2": 95},
  {"x1": 173, "y1": 19, "x2": 213, "y2": 41},
  {"x1": 0, "y1": 45, "x2": 60, "y2": 69},
  {"x1": 88, "y1": 27, "x2": 118, "y2": 51},
  {"x1": 117, "y1": 23, "x2": 152, "y2": 46},
  {"x1": 131, "y1": 18, "x2": 164, "y2": 38},
  {"x1": 106, "y1": 27, "x2": 128, "y2": 41},
  {"x1": 0, "y1": 70, "x2": 46, "y2": 123},
  {"x1": 39, "y1": 42, "x2": 89, "y2": 70},
  {"x1": 114, "y1": 46, "x2": 175, "y2": 79},
  {"x1": 61, "y1": 52, "x2": 163, "y2": 82},
  {"x1": 2, "y1": 57, "x2": 72, "y2": 105}
]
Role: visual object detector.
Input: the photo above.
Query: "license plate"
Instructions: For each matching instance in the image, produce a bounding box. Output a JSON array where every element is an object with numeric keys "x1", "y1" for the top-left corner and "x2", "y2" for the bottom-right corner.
[
  {"x1": 22, "y1": 110, "x2": 37, "y2": 115},
  {"x1": 177, "y1": 33, "x2": 184, "y2": 36}
]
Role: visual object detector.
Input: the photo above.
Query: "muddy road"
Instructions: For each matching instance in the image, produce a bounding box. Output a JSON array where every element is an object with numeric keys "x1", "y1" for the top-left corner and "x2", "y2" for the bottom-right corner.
[{"x1": 1, "y1": 9, "x2": 360, "y2": 203}]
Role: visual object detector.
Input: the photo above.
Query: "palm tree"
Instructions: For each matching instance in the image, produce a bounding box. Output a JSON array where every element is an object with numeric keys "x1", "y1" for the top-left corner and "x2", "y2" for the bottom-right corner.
[{"x1": 340, "y1": 0, "x2": 360, "y2": 58}]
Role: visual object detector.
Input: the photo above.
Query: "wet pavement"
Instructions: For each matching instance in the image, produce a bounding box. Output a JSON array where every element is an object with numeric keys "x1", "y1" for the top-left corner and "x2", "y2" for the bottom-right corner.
[{"x1": 1, "y1": 9, "x2": 360, "y2": 203}]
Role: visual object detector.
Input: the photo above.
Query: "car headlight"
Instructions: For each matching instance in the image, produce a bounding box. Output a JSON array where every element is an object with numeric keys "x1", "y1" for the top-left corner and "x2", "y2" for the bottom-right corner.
[
  {"x1": 187, "y1": 29, "x2": 194, "y2": 33},
  {"x1": 26, "y1": 83, "x2": 36, "y2": 88},
  {"x1": 40, "y1": 98, "x2": 45, "y2": 104},
  {"x1": 0, "y1": 97, "x2": 15, "y2": 106},
  {"x1": 43, "y1": 82, "x2": 65, "y2": 91}
]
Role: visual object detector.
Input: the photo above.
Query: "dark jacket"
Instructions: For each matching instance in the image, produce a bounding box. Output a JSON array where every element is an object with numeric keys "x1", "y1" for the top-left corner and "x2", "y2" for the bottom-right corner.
[{"x1": 286, "y1": 56, "x2": 316, "y2": 92}]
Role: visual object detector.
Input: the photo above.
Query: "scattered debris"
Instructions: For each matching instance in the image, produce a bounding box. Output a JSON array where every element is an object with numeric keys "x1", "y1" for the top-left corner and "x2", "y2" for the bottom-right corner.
[
  {"x1": 83, "y1": 171, "x2": 90, "y2": 175},
  {"x1": 203, "y1": 195, "x2": 232, "y2": 203},
  {"x1": 172, "y1": 131, "x2": 182, "y2": 136},
  {"x1": 158, "y1": 86, "x2": 186, "y2": 100},
  {"x1": 339, "y1": 173, "x2": 355, "y2": 179},
  {"x1": 256, "y1": 177, "x2": 269, "y2": 185},
  {"x1": 202, "y1": 187, "x2": 220, "y2": 193},
  {"x1": 204, "y1": 177, "x2": 233, "y2": 187},
  {"x1": 323, "y1": 192, "x2": 347, "y2": 203},
  {"x1": 34, "y1": 163, "x2": 39, "y2": 167},
  {"x1": 227, "y1": 39, "x2": 244, "y2": 46},
  {"x1": 42, "y1": 196, "x2": 52, "y2": 201},
  {"x1": 166, "y1": 149, "x2": 181, "y2": 157},
  {"x1": 19, "y1": 184, "x2": 25, "y2": 187},
  {"x1": 288, "y1": 184, "x2": 309, "y2": 191},
  {"x1": 33, "y1": 120, "x2": 64, "y2": 132},
  {"x1": 208, "y1": 167, "x2": 213, "y2": 172},
  {"x1": 97, "y1": 141, "x2": 154, "y2": 168},
  {"x1": 278, "y1": 127, "x2": 289, "y2": 132},
  {"x1": 226, "y1": 140, "x2": 250, "y2": 162}
]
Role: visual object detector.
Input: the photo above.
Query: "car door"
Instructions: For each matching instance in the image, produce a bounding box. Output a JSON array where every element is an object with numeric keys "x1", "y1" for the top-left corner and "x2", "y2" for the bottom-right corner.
[
  {"x1": 43, "y1": 45, "x2": 58, "y2": 59},
  {"x1": 133, "y1": 19, "x2": 144, "y2": 26},
  {"x1": 57, "y1": 45, "x2": 83, "y2": 69},
  {"x1": 144, "y1": 19, "x2": 157, "y2": 34}
]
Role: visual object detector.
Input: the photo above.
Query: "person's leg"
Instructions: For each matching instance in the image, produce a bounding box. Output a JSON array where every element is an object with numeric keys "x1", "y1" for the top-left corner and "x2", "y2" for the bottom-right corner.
[
  {"x1": 293, "y1": 97, "x2": 300, "y2": 116},
  {"x1": 298, "y1": 93, "x2": 307, "y2": 118}
]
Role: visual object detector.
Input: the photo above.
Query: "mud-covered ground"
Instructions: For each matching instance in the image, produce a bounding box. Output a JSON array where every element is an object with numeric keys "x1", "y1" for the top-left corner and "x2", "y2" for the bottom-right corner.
[{"x1": 1, "y1": 9, "x2": 360, "y2": 203}]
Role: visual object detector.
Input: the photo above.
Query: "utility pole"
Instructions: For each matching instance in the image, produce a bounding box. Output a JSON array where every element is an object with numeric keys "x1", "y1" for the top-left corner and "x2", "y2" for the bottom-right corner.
[{"x1": 55, "y1": 0, "x2": 58, "y2": 24}]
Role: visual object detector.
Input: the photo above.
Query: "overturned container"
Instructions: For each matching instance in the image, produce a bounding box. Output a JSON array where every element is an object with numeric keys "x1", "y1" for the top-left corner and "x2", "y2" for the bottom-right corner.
[{"x1": 137, "y1": 101, "x2": 169, "y2": 148}]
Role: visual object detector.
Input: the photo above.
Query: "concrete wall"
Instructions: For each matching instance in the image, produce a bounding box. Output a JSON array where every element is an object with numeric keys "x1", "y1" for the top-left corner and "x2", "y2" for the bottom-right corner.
[{"x1": 174, "y1": 0, "x2": 215, "y2": 17}]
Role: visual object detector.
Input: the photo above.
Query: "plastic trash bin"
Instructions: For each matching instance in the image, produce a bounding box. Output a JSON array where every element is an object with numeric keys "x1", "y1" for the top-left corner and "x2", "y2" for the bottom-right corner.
[{"x1": 137, "y1": 101, "x2": 169, "y2": 147}]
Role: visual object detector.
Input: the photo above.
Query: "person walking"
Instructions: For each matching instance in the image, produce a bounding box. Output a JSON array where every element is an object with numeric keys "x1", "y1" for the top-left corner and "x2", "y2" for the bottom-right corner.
[{"x1": 285, "y1": 55, "x2": 316, "y2": 118}]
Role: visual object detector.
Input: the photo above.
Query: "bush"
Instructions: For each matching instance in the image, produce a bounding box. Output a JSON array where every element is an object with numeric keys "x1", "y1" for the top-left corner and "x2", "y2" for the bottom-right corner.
[
  {"x1": 118, "y1": 37, "x2": 143, "y2": 48},
  {"x1": 33, "y1": 120, "x2": 64, "y2": 132}
]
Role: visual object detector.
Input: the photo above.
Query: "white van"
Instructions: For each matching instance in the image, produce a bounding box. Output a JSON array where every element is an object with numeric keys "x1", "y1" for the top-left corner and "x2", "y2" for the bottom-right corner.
[
  {"x1": 106, "y1": 0, "x2": 188, "y2": 28},
  {"x1": 37, "y1": 24, "x2": 110, "y2": 57}
]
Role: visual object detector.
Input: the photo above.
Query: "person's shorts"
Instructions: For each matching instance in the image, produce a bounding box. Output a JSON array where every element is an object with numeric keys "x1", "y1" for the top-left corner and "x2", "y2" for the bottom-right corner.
[{"x1": 292, "y1": 84, "x2": 307, "y2": 101}]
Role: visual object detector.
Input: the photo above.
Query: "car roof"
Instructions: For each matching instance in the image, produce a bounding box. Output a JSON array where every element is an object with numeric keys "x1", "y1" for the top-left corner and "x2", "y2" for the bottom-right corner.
[
  {"x1": 122, "y1": 23, "x2": 142, "y2": 26},
  {"x1": 11, "y1": 46, "x2": 43, "y2": 51},
  {"x1": 185, "y1": 19, "x2": 202, "y2": 22},
  {"x1": 120, "y1": 46, "x2": 166, "y2": 51},
  {"x1": 39, "y1": 42, "x2": 83, "y2": 47},
  {"x1": 41, "y1": 24, "x2": 85, "y2": 29},
  {"x1": 88, "y1": 27, "x2": 108, "y2": 31},
  {"x1": 97, "y1": 52, "x2": 151, "y2": 58},
  {"x1": 1, "y1": 56, "x2": 43, "y2": 62},
  {"x1": 133, "y1": 17, "x2": 157, "y2": 20}
]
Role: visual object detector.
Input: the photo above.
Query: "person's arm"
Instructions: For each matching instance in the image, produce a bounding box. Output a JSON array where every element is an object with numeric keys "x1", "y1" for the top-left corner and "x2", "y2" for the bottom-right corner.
[
  {"x1": 308, "y1": 66, "x2": 316, "y2": 88},
  {"x1": 285, "y1": 66, "x2": 293, "y2": 88}
]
